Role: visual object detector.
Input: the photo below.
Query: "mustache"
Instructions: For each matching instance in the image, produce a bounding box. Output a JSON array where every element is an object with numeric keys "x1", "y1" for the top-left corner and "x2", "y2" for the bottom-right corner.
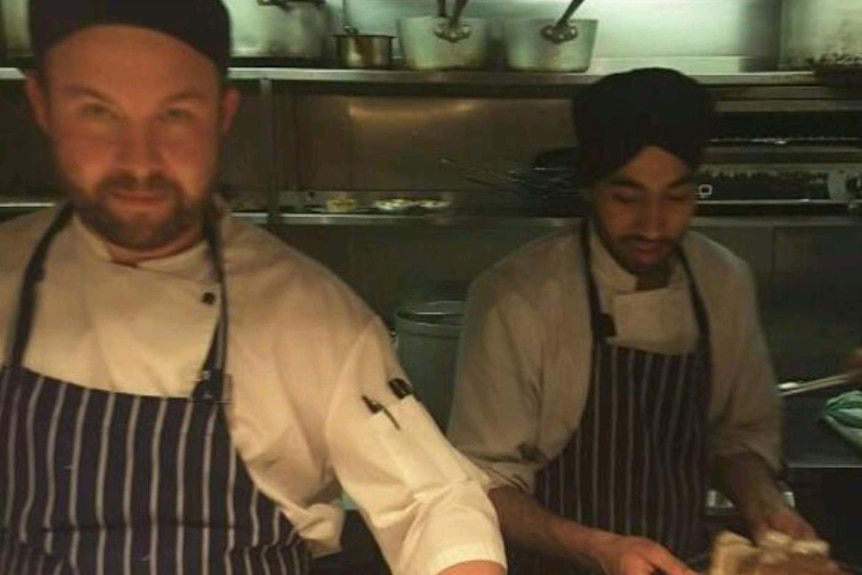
[
  {"x1": 96, "y1": 172, "x2": 182, "y2": 197},
  {"x1": 622, "y1": 236, "x2": 675, "y2": 246}
]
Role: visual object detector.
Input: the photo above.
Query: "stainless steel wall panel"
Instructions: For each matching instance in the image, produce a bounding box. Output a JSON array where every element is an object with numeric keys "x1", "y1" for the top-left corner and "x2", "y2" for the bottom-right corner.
[
  {"x1": 295, "y1": 95, "x2": 573, "y2": 191},
  {"x1": 219, "y1": 82, "x2": 271, "y2": 210},
  {"x1": 346, "y1": 226, "x2": 554, "y2": 320},
  {"x1": 0, "y1": 84, "x2": 54, "y2": 199},
  {"x1": 770, "y1": 226, "x2": 862, "y2": 378},
  {"x1": 693, "y1": 226, "x2": 774, "y2": 295}
]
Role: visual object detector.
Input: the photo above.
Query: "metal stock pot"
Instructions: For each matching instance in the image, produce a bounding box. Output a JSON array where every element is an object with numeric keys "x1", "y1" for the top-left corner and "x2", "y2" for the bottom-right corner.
[
  {"x1": 1, "y1": 0, "x2": 330, "y2": 62},
  {"x1": 502, "y1": 17, "x2": 597, "y2": 72},
  {"x1": 334, "y1": 30, "x2": 394, "y2": 69},
  {"x1": 1, "y1": 0, "x2": 29, "y2": 58},
  {"x1": 224, "y1": 0, "x2": 328, "y2": 61},
  {"x1": 780, "y1": 0, "x2": 862, "y2": 69}
]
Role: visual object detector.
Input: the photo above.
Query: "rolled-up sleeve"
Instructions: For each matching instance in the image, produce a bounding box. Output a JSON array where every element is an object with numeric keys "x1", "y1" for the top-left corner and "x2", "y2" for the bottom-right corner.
[
  {"x1": 324, "y1": 318, "x2": 506, "y2": 575},
  {"x1": 448, "y1": 271, "x2": 547, "y2": 494},
  {"x1": 708, "y1": 263, "x2": 782, "y2": 472}
]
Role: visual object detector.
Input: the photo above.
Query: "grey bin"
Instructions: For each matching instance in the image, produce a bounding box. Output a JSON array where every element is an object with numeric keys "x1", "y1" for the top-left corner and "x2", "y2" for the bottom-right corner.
[{"x1": 394, "y1": 300, "x2": 465, "y2": 430}]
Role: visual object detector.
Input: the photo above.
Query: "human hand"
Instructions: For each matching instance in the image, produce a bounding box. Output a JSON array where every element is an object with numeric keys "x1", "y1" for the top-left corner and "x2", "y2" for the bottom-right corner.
[
  {"x1": 588, "y1": 532, "x2": 697, "y2": 575},
  {"x1": 751, "y1": 506, "x2": 817, "y2": 543}
]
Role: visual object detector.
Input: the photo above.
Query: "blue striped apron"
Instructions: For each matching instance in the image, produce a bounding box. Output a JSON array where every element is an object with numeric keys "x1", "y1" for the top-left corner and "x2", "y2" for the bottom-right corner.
[
  {"x1": 517, "y1": 222, "x2": 712, "y2": 575},
  {"x1": 0, "y1": 205, "x2": 310, "y2": 575}
]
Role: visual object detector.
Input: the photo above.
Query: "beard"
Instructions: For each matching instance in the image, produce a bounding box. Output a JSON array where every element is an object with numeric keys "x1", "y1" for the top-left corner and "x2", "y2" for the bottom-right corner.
[{"x1": 64, "y1": 171, "x2": 209, "y2": 253}]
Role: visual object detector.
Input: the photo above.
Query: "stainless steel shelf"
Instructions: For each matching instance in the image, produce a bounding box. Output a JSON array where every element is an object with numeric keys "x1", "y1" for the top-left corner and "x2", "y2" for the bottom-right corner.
[
  {"x1": 0, "y1": 68, "x2": 24, "y2": 81},
  {"x1": 0, "y1": 203, "x2": 857, "y2": 229},
  {"x1": 0, "y1": 66, "x2": 839, "y2": 86},
  {"x1": 273, "y1": 211, "x2": 862, "y2": 228},
  {"x1": 227, "y1": 68, "x2": 828, "y2": 86},
  {"x1": 0, "y1": 203, "x2": 271, "y2": 226}
]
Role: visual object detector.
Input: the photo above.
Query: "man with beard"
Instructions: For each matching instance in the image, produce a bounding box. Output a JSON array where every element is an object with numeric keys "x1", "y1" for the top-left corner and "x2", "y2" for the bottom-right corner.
[
  {"x1": 448, "y1": 68, "x2": 815, "y2": 575},
  {"x1": 0, "y1": 1, "x2": 506, "y2": 575}
]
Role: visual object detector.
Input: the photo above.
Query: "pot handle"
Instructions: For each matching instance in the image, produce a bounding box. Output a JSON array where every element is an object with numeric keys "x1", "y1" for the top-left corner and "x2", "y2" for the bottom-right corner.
[
  {"x1": 256, "y1": 0, "x2": 324, "y2": 8},
  {"x1": 541, "y1": 0, "x2": 587, "y2": 44},
  {"x1": 434, "y1": 0, "x2": 472, "y2": 43}
]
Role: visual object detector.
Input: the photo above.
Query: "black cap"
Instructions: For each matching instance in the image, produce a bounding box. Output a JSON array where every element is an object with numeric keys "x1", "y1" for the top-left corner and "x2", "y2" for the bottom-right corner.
[
  {"x1": 572, "y1": 68, "x2": 714, "y2": 187},
  {"x1": 29, "y1": 0, "x2": 232, "y2": 75}
]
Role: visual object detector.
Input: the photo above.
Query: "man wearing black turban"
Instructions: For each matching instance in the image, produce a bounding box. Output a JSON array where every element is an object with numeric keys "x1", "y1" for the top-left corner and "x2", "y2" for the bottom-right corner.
[
  {"x1": 0, "y1": 2, "x2": 507, "y2": 575},
  {"x1": 450, "y1": 68, "x2": 815, "y2": 575}
]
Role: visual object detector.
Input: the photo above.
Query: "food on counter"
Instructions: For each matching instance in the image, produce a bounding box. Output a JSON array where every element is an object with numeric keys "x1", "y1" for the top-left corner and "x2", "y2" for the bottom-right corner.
[
  {"x1": 417, "y1": 198, "x2": 451, "y2": 211},
  {"x1": 325, "y1": 196, "x2": 359, "y2": 213},
  {"x1": 373, "y1": 197, "x2": 452, "y2": 213},
  {"x1": 374, "y1": 198, "x2": 414, "y2": 212},
  {"x1": 708, "y1": 531, "x2": 849, "y2": 575}
]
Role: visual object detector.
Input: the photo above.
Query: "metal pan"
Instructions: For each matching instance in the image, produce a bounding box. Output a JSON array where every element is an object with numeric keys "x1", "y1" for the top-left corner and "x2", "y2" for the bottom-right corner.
[{"x1": 502, "y1": 0, "x2": 598, "y2": 73}]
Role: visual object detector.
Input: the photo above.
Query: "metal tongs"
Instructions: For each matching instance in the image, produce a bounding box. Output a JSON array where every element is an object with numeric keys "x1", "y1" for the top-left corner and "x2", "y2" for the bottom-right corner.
[
  {"x1": 541, "y1": 0, "x2": 588, "y2": 44},
  {"x1": 778, "y1": 371, "x2": 860, "y2": 398},
  {"x1": 434, "y1": 0, "x2": 472, "y2": 43}
]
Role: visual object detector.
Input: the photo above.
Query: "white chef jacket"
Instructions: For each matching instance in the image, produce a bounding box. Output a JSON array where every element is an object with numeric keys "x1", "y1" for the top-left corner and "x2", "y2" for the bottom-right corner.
[
  {"x1": 0, "y1": 206, "x2": 506, "y2": 575},
  {"x1": 448, "y1": 225, "x2": 782, "y2": 495}
]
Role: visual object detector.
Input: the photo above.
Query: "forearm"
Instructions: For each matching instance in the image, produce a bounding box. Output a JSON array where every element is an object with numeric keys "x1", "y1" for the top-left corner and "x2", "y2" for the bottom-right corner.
[
  {"x1": 489, "y1": 484, "x2": 606, "y2": 569},
  {"x1": 438, "y1": 560, "x2": 505, "y2": 575},
  {"x1": 712, "y1": 451, "x2": 788, "y2": 526}
]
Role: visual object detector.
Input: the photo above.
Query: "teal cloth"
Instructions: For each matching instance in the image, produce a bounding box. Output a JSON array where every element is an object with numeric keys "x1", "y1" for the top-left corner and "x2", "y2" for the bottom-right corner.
[{"x1": 823, "y1": 390, "x2": 862, "y2": 453}]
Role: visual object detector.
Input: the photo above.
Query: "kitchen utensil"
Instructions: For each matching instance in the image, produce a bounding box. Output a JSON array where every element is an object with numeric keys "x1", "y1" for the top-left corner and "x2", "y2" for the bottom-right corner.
[
  {"x1": 541, "y1": 0, "x2": 588, "y2": 44},
  {"x1": 439, "y1": 157, "x2": 550, "y2": 194},
  {"x1": 440, "y1": 156, "x2": 586, "y2": 216},
  {"x1": 778, "y1": 372, "x2": 858, "y2": 398},
  {"x1": 334, "y1": 8, "x2": 394, "y2": 70},
  {"x1": 780, "y1": 0, "x2": 862, "y2": 70},
  {"x1": 224, "y1": 0, "x2": 328, "y2": 61}
]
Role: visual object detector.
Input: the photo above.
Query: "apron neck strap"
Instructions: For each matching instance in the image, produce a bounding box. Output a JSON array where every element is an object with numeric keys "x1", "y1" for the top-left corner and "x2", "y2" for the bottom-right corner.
[
  {"x1": 9, "y1": 204, "x2": 75, "y2": 368},
  {"x1": 192, "y1": 206, "x2": 230, "y2": 403},
  {"x1": 8, "y1": 203, "x2": 231, "y2": 403}
]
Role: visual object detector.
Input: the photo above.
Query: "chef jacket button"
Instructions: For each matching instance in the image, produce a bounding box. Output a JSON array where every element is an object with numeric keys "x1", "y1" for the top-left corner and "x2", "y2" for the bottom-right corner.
[{"x1": 202, "y1": 292, "x2": 217, "y2": 305}]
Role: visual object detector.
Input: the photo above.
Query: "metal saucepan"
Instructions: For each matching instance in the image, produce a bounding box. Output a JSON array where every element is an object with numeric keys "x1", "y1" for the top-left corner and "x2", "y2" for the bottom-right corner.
[
  {"x1": 397, "y1": 0, "x2": 489, "y2": 70},
  {"x1": 334, "y1": 25, "x2": 393, "y2": 69},
  {"x1": 502, "y1": 0, "x2": 598, "y2": 72}
]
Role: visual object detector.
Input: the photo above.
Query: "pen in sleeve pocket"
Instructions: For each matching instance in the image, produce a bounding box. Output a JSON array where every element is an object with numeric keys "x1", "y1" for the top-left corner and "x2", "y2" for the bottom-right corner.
[
  {"x1": 362, "y1": 395, "x2": 401, "y2": 430},
  {"x1": 388, "y1": 378, "x2": 413, "y2": 399}
]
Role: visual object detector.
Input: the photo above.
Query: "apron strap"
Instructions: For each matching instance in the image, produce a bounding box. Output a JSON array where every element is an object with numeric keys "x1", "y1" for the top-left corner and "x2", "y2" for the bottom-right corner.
[
  {"x1": 677, "y1": 246, "x2": 712, "y2": 378},
  {"x1": 8, "y1": 202, "x2": 231, "y2": 403},
  {"x1": 9, "y1": 204, "x2": 75, "y2": 368},
  {"x1": 192, "y1": 206, "x2": 230, "y2": 403}
]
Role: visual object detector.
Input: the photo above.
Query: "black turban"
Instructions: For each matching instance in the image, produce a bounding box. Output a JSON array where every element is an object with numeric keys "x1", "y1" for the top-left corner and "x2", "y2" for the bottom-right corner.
[
  {"x1": 29, "y1": 0, "x2": 232, "y2": 75},
  {"x1": 572, "y1": 68, "x2": 714, "y2": 187}
]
